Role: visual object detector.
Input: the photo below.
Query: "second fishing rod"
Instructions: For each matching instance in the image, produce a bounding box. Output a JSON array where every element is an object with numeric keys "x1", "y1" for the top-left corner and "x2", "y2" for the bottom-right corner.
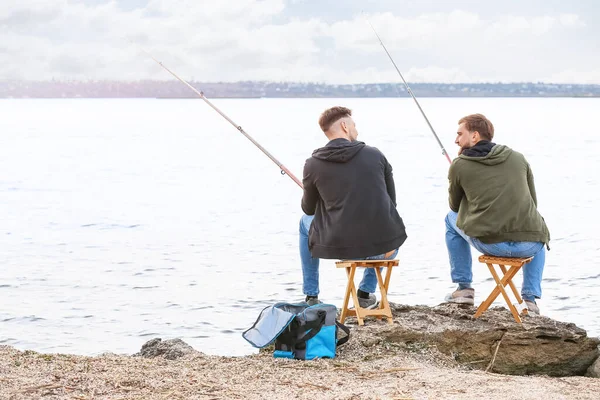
[{"x1": 364, "y1": 17, "x2": 453, "y2": 165}]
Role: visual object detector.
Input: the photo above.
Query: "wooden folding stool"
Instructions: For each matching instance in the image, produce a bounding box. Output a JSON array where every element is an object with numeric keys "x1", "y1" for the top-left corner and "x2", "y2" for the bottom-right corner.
[
  {"x1": 335, "y1": 259, "x2": 399, "y2": 326},
  {"x1": 474, "y1": 255, "x2": 534, "y2": 323}
]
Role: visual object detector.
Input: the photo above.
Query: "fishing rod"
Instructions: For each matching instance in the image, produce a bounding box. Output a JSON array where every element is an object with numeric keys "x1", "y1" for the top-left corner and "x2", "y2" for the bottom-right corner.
[
  {"x1": 365, "y1": 18, "x2": 452, "y2": 164},
  {"x1": 138, "y1": 47, "x2": 303, "y2": 188}
]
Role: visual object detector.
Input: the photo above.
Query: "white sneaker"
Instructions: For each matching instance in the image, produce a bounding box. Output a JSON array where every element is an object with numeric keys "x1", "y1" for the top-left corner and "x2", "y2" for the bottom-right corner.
[
  {"x1": 524, "y1": 300, "x2": 540, "y2": 315},
  {"x1": 444, "y1": 288, "x2": 475, "y2": 305}
]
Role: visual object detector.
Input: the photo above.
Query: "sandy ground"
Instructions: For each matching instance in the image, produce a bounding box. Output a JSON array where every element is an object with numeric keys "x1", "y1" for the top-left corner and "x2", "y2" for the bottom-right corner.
[{"x1": 2, "y1": 334, "x2": 600, "y2": 400}]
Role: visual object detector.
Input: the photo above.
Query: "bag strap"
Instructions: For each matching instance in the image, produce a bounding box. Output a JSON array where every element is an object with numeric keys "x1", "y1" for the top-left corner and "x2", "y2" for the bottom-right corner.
[
  {"x1": 335, "y1": 321, "x2": 351, "y2": 346},
  {"x1": 294, "y1": 310, "x2": 327, "y2": 346}
]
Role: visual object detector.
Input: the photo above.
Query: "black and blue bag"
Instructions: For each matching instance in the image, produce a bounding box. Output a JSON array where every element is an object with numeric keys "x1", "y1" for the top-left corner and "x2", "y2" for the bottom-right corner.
[{"x1": 242, "y1": 302, "x2": 350, "y2": 360}]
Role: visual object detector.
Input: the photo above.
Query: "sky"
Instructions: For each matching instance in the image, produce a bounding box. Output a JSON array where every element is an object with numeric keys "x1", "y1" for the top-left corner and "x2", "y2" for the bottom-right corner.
[{"x1": 0, "y1": 0, "x2": 598, "y2": 84}]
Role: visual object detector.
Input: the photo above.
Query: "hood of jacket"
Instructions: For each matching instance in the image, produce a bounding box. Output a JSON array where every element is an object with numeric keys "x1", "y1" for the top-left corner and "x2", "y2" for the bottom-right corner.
[
  {"x1": 312, "y1": 138, "x2": 366, "y2": 163},
  {"x1": 459, "y1": 143, "x2": 512, "y2": 166}
]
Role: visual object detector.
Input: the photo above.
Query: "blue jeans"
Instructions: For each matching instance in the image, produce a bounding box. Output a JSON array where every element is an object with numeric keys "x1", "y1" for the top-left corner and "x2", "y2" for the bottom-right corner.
[
  {"x1": 445, "y1": 211, "x2": 545, "y2": 300},
  {"x1": 300, "y1": 214, "x2": 399, "y2": 296}
]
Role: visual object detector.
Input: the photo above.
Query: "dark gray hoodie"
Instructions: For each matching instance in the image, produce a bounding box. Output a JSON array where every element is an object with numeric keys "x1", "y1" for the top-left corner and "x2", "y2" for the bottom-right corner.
[{"x1": 302, "y1": 138, "x2": 407, "y2": 259}]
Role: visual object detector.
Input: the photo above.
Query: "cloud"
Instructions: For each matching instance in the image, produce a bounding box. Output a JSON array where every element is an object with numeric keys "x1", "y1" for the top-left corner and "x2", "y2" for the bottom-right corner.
[
  {"x1": 0, "y1": 1, "x2": 596, "y2": 83},
  {"x1": 145, "y1": 0, "x2": 284, "y2": 23},
  {"x1": 0, "y1": 7, "x2": 61, "y2": 28},
  {"x1": 559, "y1": 13, "x2": 586, "y2": 28},
  {"x1": 328, "y1": 11, "x2": 485, "y2": 53},
  {"x1": 543, "y1": 69, "x2": 600, "y2": 84}
]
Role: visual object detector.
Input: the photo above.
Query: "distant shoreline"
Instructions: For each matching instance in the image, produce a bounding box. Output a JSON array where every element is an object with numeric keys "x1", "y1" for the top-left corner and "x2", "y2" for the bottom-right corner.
[
  {"x1": 1, "y1": 95, "x2": 599, "y2": 99},
  {"x1": 2, "y1": 80, "x2": 599, "y2": 99}
]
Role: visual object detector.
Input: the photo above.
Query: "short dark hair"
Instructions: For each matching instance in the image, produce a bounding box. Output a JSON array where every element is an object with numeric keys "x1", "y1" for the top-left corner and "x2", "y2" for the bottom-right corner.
[
  {"x1": 318, "y1": 106, "x2": 352, "y2": 132},
  {"x1": 458, "y1": 114, "x2": 494, "y2": 141}
]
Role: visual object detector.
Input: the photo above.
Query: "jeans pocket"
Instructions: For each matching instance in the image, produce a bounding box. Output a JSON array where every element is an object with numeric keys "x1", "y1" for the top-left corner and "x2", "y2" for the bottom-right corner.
[{"x1": 510, "y1": 242, "x2": 544, "y2": 258}]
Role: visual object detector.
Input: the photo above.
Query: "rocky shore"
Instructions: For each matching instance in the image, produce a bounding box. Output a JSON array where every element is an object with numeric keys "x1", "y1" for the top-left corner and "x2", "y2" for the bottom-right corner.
[{"x1": 2, "y1": 304, "x2": 599, "y2": 400}]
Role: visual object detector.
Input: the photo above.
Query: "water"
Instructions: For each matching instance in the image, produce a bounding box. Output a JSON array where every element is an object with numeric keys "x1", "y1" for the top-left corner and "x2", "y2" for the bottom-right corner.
[{"x1": 1, "y1": 97, "x2": 599, "y2": 356}]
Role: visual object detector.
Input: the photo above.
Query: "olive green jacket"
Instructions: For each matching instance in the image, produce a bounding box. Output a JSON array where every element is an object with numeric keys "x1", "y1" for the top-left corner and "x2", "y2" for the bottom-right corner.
[{"x1": 448, "y1": 144, "x2": 550, "y2": 244}]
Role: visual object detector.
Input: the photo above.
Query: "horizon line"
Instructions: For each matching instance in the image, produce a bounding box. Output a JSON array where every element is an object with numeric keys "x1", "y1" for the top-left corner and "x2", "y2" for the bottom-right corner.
[{"x1": 1, "y1": 79, "x2": 599, "y2": 86}]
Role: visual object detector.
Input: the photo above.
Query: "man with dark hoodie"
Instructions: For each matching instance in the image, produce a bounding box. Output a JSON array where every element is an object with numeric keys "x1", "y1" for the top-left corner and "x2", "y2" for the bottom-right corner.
[
  {"x1": 444, "y1": 113, "x2": 550, "y2": 314},
  {"x1": 300, "y1": 106, "x2": 407, "y2": 308}
]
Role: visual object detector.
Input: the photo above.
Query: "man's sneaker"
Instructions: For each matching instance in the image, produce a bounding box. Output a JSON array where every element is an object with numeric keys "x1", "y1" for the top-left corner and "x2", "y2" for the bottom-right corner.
[
  {"x1": 444, "y1": 288, "x2": 475, "y2": 305},
  {"x1": 305, "y1": 296, "x2": 322, "y2": 306},
  {"x1": 357, "y1": 293, "x2": 378, "y2": 310},
  {"x1": 524, "y1": 300, "x2": 540, "y2": 315}
]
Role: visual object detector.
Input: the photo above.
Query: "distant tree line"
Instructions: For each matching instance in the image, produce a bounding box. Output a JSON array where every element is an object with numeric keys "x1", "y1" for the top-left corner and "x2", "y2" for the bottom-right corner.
[{"x1": 1, "y1": 80, "x2": 599, "y2": 98}]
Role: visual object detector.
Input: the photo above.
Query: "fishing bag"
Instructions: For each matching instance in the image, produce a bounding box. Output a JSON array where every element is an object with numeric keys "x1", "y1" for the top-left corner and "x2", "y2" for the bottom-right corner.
[{"x1": 242, "y1": 302, "x2": 350, "y2": 360}]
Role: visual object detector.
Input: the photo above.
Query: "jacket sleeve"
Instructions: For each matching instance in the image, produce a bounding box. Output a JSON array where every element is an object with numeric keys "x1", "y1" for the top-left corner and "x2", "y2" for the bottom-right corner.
[
  {"x1": 383, "y1": 155, "x2": 397, "y2": 207},
  {"x1": 526, "y1": 162, "x2": 538, "y2": 207},
  {"x1": 301, "y1": 159, "x2": 318, "y2": 215},
  {"x1": 448, "y1": 162, "x2": 464, "y2": 212}
]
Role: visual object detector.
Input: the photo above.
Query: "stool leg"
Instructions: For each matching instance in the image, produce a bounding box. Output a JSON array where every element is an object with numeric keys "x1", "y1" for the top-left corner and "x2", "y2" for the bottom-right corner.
[
  {"x1": 340, "y1": 267, "x2": 352, "y2": 324},
  {"x1": 490, "y1": 265, "x2": 522, "y2": 323},
  {"x1": 383, "y1": 262, "x2": 394, "y2": 296},
  {"x1": 499, "y1": 264, "x2": 527, "y2": 316},
  {"x1": 339, "y1": 266, "x2": 354, "y2": 324},
  {"x1": 474, "y1": 263, "x2": 502, "y2": 318},
  {"x1": 374, "y1": 267, "x2": 385, "y2": 311},
  {"x1": 346, "y1": 265, "x2": 365, "y2": 325},
  {"x1": 375, "y1": 265, "x2": 394, "y2": 324}
]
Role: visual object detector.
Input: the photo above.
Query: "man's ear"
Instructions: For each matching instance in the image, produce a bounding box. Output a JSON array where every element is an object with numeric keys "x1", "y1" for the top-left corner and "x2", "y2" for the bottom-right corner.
[{"x1": 340, "y1": 120, "x2": 348, "y2": 133}]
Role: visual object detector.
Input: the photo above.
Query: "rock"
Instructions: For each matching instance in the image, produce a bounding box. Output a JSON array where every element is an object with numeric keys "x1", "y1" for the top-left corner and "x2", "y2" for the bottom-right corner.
[
  {"x1": 360, "y1": 337, "x2": 382, "y2": 347},
  {"x1": 347, "y1": 303, "x2": 600, "y2": 376},
  {"x1": 135, "y1": 338, "x2": 196, "y2": 360},
  {"x1": 586, "y1": 356, "x2": 600, "y2": 378}
]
